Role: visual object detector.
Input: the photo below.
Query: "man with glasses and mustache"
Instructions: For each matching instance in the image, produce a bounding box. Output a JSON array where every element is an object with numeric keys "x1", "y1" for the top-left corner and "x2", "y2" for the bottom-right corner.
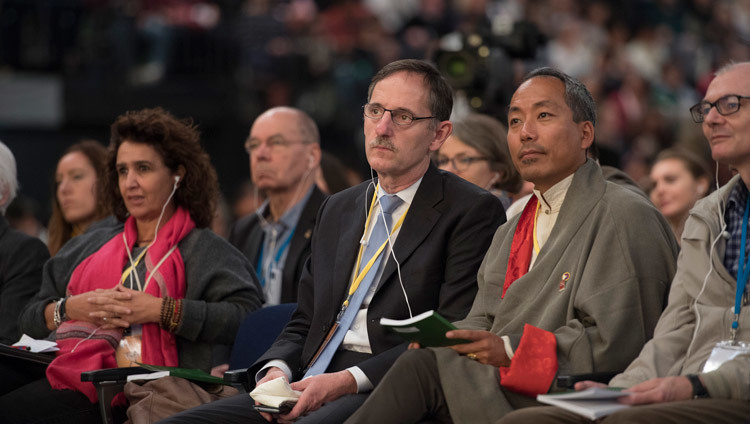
[
  {"x1": 162, "y1": 60, "x2": 505, "y2": 423},
  {"x1": 345, "y1": 67, "x2": 679, "y2": 424},
  {"x1": 229, "y1": 107, "x2": 326, "y2": 306},
  {"x1": 498, "y1": 62, "x2": 750, "y2": 424}
]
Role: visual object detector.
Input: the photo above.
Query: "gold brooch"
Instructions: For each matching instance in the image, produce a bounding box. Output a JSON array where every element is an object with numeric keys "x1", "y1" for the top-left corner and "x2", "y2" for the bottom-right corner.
[{"x1": 559, "y1": 272, "x2": 571, "y2": 291}]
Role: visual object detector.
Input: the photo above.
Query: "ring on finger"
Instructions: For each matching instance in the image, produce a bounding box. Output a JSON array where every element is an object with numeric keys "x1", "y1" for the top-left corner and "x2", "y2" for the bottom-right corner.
[
  {"x1": 102, "y1": 316, "x2": 108, "y2": 322},
  {"x1": 466, "y1": 352, "x2": 478, "y2": 360}
]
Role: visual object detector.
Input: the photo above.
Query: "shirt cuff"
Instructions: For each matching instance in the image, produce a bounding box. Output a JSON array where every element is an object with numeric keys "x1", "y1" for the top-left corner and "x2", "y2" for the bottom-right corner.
[
  {"x1": 256, "y1": 360, "x2": 293, "y2": 383},
  {"x1": 501, "y1": 335, "x2": 515, "y2": 359},
  {"x1": 346, "y1": 366, "x2": 373, "y2": 393}
]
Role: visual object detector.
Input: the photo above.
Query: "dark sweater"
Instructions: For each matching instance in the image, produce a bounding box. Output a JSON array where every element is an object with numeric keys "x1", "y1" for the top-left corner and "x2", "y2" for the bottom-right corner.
[
  {"x1": 0, "y1": 215, "x2": 49, "y2": 345},
  {"x1": 19, "y1": 222, "x2": 262, "y2": 371}
]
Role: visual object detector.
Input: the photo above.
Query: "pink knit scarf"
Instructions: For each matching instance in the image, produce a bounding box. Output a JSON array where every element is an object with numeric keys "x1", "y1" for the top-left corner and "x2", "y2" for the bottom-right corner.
[{"x1": 46, "y1": 207, "x2": 195, "y2": 403}]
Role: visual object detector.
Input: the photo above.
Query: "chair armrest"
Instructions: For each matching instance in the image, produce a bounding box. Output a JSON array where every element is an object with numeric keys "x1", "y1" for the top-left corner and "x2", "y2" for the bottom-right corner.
[
  {"x1": 556, "y1": 371, "x2": 619, "y2": 390},
  {"x1": 81, "y1": 367, "x2": 148, "y2": 382},
  {"x1": 0, "y1": 344, "x2": 55, "y2": 365},
  {"x1": 224, "y1": 368, "x2": 251, "y2": 392}
]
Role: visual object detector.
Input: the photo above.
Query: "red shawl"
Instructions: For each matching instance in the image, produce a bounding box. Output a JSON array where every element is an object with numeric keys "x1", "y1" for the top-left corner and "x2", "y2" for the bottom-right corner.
[{"x1": 46, "y1": 207, "x2": 195, "y2": 403}]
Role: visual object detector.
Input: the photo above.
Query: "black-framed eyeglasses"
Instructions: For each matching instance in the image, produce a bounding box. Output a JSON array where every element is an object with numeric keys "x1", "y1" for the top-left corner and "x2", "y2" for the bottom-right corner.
[
  {"x1": 435, "y1": 155, "x2": 488, "y2": 172},
  {"x1": 690, "y1": 94, "x2": 750, "y2": 123},
  {"x1": 363, "y1": 104, "x2": 436, "y2": 126}
]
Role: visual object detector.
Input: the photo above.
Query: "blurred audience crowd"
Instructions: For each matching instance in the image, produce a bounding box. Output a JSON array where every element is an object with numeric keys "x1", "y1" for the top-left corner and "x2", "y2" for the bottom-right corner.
[{"x1": 2, "y1": 0, "x2": 748, "y2": 187}]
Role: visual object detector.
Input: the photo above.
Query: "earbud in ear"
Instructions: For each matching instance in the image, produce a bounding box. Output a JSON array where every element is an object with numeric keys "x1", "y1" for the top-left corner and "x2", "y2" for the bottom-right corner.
[{"x1": 174, "y1": 175, "x2": 181, "y2": 184}]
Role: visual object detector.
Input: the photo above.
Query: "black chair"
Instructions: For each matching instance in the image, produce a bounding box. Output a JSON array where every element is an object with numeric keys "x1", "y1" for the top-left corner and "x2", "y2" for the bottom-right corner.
[
  {"x1": 81, "y1": 303, "x2": 298, "y2": 423},
  {"x1": 223, "y1": 303, "x2": 297, "y2": 391}
]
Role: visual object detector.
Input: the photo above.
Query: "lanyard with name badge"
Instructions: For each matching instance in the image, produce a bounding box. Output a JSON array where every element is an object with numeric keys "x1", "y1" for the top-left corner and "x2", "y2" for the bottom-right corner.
[
  {"x1": 305, "y1": 187, "x2": 409, "y2": 369},
  {"x1": 702, "y1": 195, "x2": 750, "y2": 372},
  {"x1": 732, "y1": 196, "x2": 750, "y2": 342}
]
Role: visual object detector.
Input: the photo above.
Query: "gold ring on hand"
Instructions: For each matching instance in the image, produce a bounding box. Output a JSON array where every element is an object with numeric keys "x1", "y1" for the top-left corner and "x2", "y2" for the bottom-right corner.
[{"x1": 466, "y1": 353, "x2": 478, "y2": 360}]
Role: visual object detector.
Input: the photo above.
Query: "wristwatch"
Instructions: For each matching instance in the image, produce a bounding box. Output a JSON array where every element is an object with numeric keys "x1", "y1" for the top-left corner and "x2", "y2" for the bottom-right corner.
[{"x1": 686, "y1": 374, "x2": 710, "y2": 399}]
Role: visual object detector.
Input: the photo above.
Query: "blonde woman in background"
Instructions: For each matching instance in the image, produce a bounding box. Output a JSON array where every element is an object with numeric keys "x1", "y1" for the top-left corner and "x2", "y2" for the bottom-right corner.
[{"x1": 649, "y1": 148, "x2": 711, "y2": 244}]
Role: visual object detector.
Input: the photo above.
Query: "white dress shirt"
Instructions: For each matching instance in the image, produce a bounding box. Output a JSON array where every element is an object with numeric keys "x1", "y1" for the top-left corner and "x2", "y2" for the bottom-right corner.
[{"x1": 258, "y1": 178, "x2": 423, "y2": 393}]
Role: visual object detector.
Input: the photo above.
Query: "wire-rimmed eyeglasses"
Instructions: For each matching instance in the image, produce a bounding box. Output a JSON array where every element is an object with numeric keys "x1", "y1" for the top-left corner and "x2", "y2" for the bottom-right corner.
[{"x1": 363, "y1": 104, "x2": 436, "y2": 126}]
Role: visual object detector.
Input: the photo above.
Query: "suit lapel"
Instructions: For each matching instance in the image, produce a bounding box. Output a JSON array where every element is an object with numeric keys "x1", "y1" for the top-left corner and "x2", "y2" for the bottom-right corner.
[
  {"x1": 330, "y1": 186, "x2": 371, "y2": 307},
  {"x1": 532, "y1": 159, "x2": 604, "y2": 266},
  {"x1": 378, "y1": 165, "x2": 442, "y2": 292},
  {"x1": 245, "y1": 218, "x2": 265, "y2": 269},
  {"x1": 282, "y1": 186, "x2": 325, "y2": 297}
]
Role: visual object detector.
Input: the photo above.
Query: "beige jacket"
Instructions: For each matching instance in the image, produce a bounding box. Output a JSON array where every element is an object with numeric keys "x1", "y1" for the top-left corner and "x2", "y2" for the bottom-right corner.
[
  {"x1": 433, "y1": 160, "x2": 679, "y2": 422},
  {"x1": 611, "y1": 175, "x2": 750, "y2": 401}
]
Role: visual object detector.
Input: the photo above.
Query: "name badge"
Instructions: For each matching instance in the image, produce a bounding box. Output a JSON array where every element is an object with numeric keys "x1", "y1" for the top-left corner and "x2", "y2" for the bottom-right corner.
[{"x1": 702, "y1": 340, "x2": 750, "y2": 373}]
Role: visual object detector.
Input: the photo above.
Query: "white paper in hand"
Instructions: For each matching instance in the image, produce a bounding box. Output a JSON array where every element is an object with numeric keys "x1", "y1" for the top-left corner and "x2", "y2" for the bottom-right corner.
[{"x1": 250, "y1": 377, "x2": 301, "y2": 407}]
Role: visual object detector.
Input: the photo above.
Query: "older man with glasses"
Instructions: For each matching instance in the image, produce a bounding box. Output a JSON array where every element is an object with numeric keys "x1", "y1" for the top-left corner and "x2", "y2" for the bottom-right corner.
[
  {"x1": 229, "y1": 107, "x2": 326, "y2": 307},
  {"x1": 162, "y1": 59, "x2": 506, "y2": 424}
]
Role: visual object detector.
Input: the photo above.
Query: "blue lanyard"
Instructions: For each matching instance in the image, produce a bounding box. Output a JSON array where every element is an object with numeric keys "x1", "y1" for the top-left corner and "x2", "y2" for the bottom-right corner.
[
  {"x1": 733, "y1": 196, "x2": 750, "y2": 340},
  {"x1": 256, "y1": 228, "x2": 296, "y2": 287}
]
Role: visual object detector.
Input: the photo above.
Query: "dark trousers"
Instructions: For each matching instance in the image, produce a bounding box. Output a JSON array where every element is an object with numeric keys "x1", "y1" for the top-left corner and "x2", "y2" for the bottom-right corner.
[
  {"x1": 345, "y1": 348, "x2": 453, "y2": 424},
  {"x1": 158, "y1": 392, "x2": 369, "y2": 424},
  {"x1": 345, "y1": 348, "x2": 541, "y2": 424},
  {"x1": 0, "y1": 358, "x2": 46, "y2": 396},
  {"x1": 0, "y1": 377, "x2": 102, "y2": 424},
  {"x1": 497, "y1": 401, "x2": 750, "y2": 424},
  {"x1": 160, "y1": 350, "x2": 373, "y2": 424}
]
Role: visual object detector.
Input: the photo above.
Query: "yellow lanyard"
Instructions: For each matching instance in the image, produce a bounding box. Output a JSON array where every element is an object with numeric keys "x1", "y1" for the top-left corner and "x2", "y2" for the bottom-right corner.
[
  {"x1": 344, "y1": 188, "x2": 409, "y2": 308},
  {"x1": 532, "y1": 200, "x2": 541, "y2": 254},
  {"x1": 120, "y1": 247, "x2": 149, "y2": 285}
]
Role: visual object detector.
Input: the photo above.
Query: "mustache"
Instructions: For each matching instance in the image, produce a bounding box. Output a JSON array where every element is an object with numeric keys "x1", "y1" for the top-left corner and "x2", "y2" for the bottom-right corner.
[
  {"x1": 517, "y1": 144, "x2": 546, "y2": 159},
  {"x1": 369, "y1": 136, "x2": 395, "y2": 151}
]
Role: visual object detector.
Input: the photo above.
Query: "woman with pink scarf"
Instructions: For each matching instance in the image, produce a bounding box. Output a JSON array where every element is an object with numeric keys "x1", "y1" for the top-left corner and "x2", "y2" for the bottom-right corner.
[{"x1": 6, "y1": 108, "x2": 263, "y2": 423}]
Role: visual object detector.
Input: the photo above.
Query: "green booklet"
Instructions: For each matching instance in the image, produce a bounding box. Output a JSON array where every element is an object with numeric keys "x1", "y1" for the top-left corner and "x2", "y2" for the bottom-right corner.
[
  {"x1": 380, "y1": 310, "x2": 471, "y2": 347},
  {"x1": 136, "y1": 363, "x2": 226, "y2": 385}
]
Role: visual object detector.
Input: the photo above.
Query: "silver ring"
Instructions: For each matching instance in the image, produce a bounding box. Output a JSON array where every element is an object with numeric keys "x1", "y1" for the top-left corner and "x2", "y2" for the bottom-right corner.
[{"x1": 102, "y1": 316, "x2": 108, "y2": 322}]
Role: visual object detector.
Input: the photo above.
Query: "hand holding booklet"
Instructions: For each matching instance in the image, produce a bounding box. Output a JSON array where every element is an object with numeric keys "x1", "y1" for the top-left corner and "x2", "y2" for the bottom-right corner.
[
  {"x1": 536, "y1": 387, "x2": 631, "y2": 420},
  {"x1": 249, "y1": 377, "x2": 300, "y2": 414},
  {"x1": 379, "y1": 310, "x2": 471, "y2": 347}
]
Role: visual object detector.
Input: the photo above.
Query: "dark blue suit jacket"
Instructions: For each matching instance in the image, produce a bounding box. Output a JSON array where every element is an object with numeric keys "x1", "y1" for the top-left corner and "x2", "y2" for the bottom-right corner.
[
  {"x1": 229, "y1": 185, "x2": 326, "y2": 304},
  {"x1": 251, "y1": 164, "x2": 506, "y2": 385}
]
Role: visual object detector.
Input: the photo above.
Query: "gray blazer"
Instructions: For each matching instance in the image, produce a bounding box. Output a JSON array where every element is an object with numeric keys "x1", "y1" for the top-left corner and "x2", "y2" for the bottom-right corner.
[{"x1": 434, "y1": 159, "x2": 680, "y2": 422}]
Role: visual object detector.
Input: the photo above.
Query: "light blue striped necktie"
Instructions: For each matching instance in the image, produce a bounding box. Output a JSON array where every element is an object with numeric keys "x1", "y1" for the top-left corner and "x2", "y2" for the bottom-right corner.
[{"x1": 304, "y1": 194, "x2": 404, "y2": 377}]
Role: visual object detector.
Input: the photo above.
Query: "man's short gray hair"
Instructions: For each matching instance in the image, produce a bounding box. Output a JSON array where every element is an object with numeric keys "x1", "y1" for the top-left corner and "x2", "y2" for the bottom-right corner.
[{"x1": 0, "y1": 141, "x2": 18, "y2": 214}]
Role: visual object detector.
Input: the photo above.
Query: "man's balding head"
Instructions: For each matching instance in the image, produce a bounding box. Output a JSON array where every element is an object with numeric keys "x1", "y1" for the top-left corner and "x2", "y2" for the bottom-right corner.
[
  {"x1": 255, "y1": 107, "x2": 320, "y2": 146},
  {"x1": 246, "y1": 107, "x2": 321, "y2": 197}
]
